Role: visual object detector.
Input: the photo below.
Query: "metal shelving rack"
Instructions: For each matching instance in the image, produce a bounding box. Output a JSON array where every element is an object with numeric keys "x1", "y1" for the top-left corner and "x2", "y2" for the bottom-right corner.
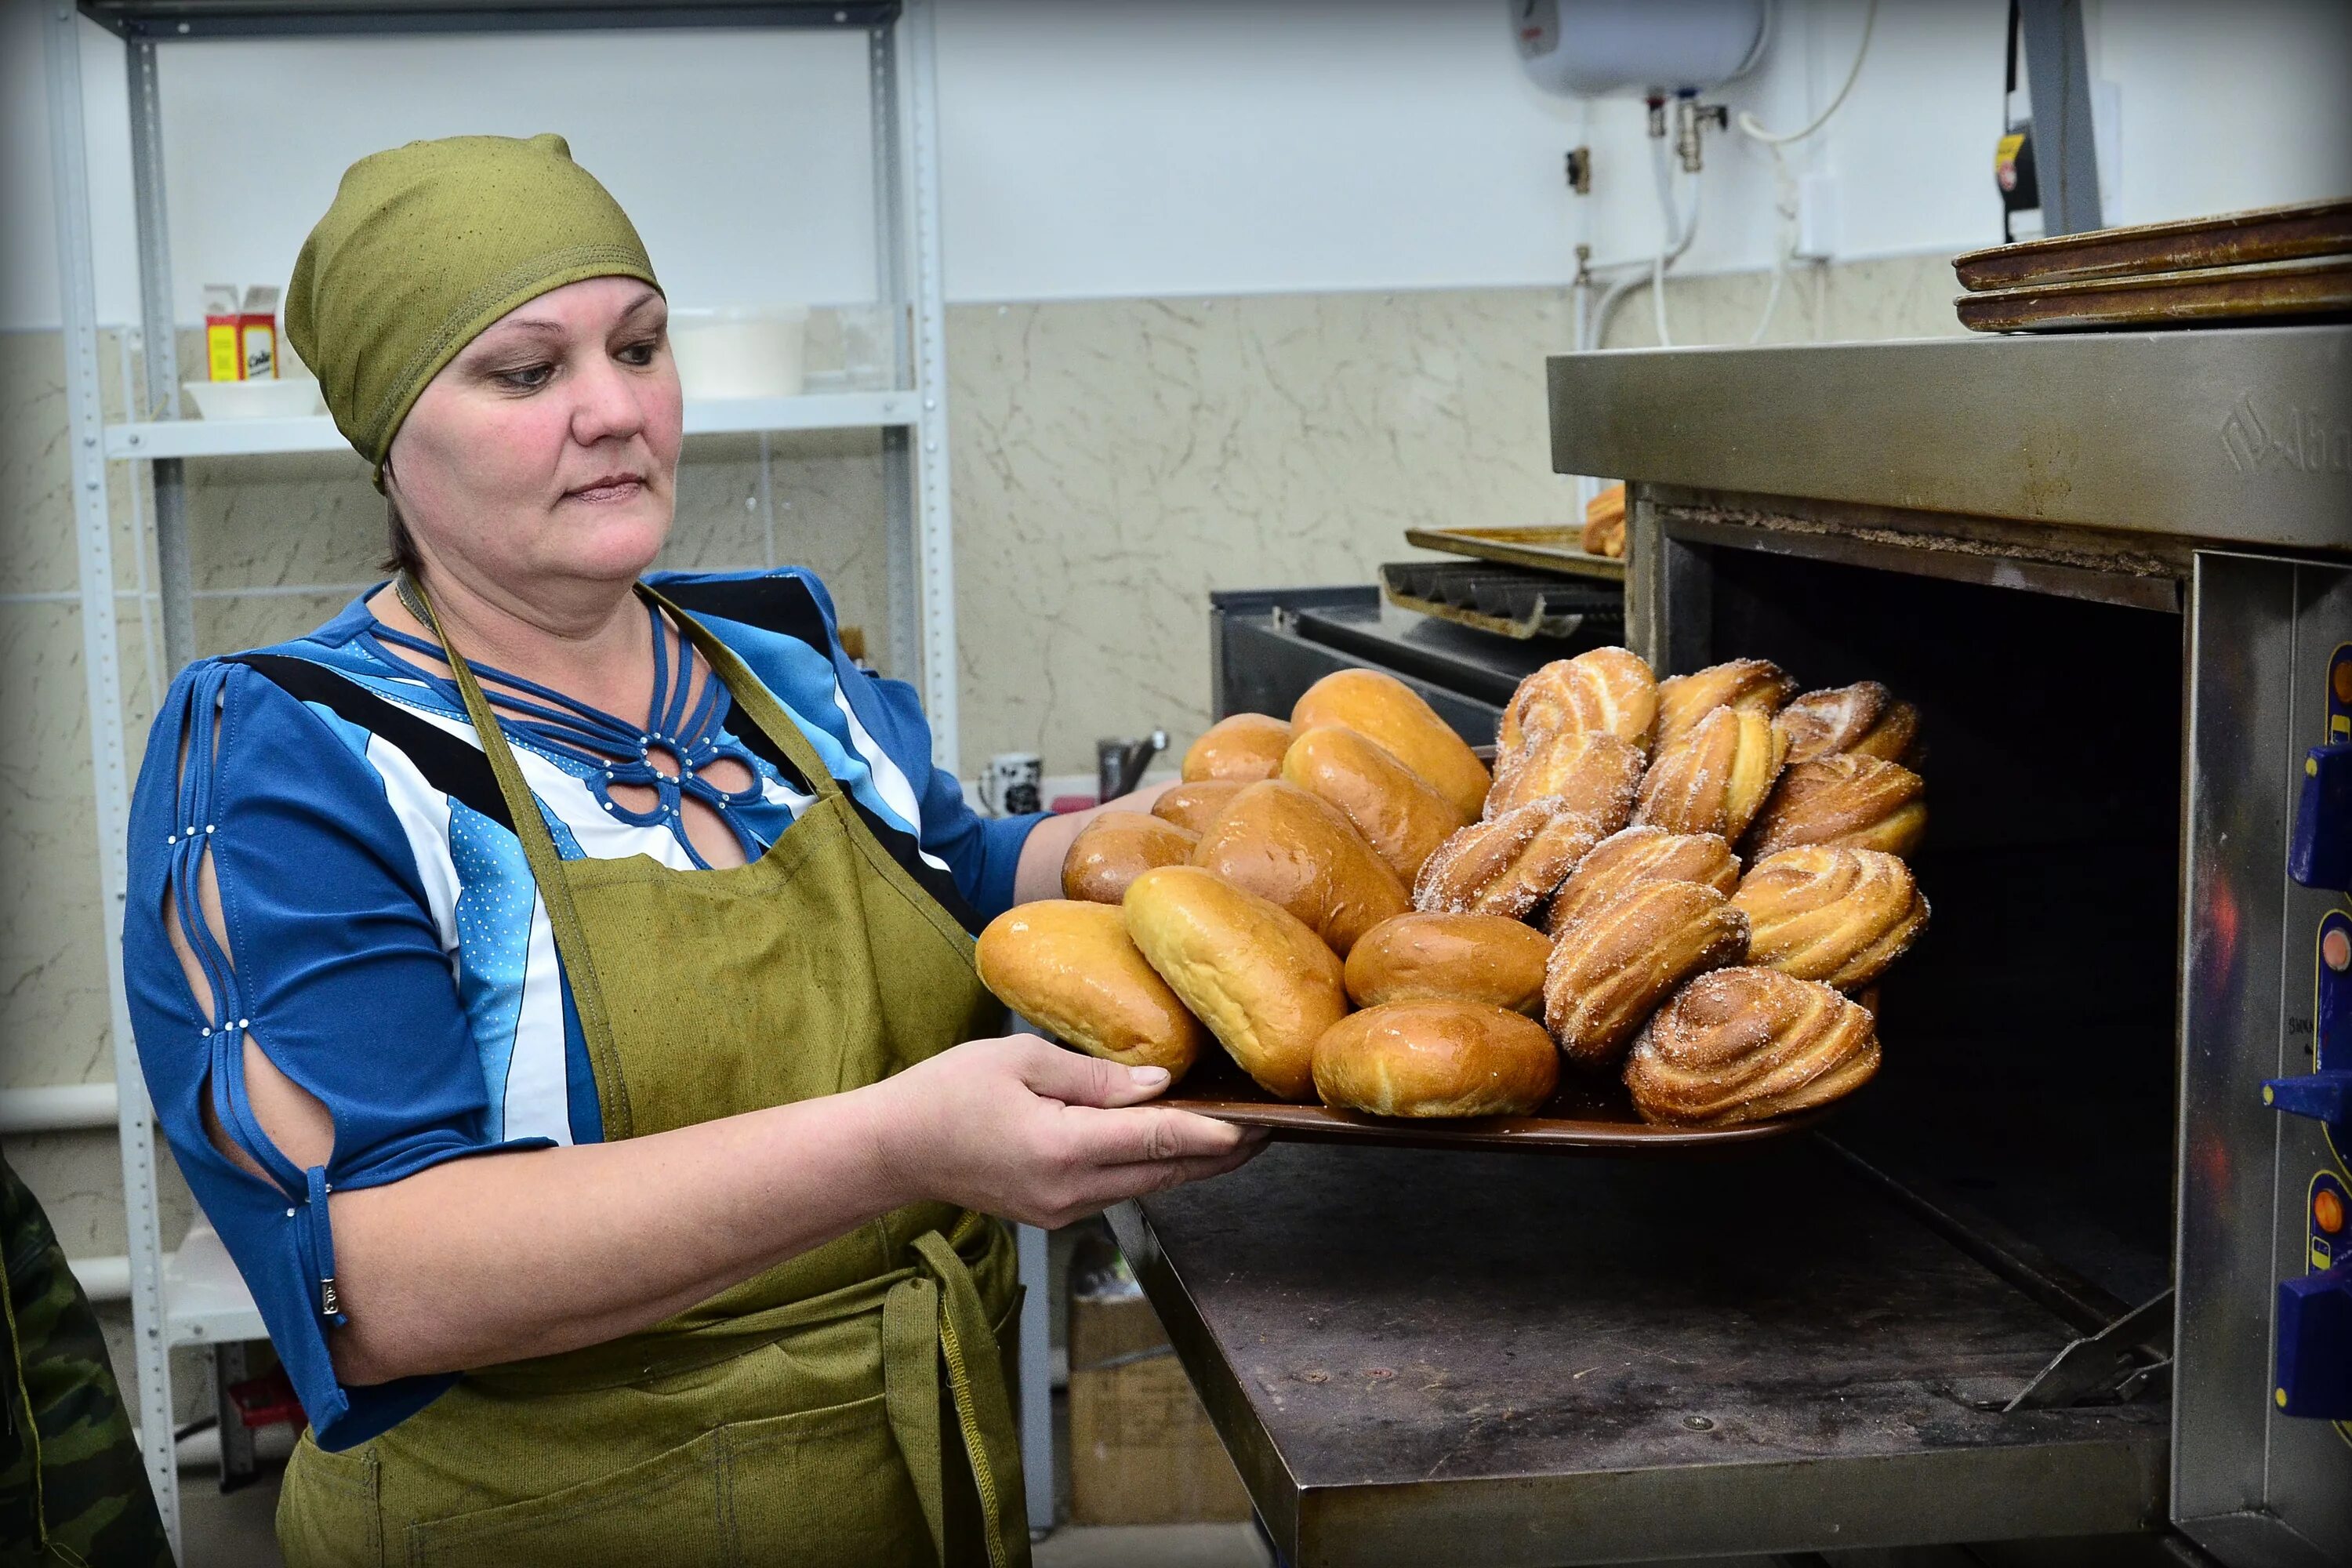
[{"x1": 41, "y1": 1, "x2": 982, "y2": 1548}]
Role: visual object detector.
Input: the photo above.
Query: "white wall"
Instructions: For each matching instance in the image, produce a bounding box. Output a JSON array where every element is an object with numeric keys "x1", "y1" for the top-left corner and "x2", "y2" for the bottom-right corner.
[{"x1": 5, "y1": 0, "x2": 2348, "y2": 330}]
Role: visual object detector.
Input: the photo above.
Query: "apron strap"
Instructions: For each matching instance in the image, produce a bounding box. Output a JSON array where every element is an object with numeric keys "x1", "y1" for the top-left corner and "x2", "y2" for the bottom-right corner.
[{"x1": 909, "y1": 1229, "x2": 1028, "y2": 1568}]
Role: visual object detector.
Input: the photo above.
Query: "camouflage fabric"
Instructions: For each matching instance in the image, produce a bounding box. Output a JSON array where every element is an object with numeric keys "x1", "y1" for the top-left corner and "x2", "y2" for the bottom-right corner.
[{"x1": 2, "y1": 1151, "x2": 174, "y2": 1567}]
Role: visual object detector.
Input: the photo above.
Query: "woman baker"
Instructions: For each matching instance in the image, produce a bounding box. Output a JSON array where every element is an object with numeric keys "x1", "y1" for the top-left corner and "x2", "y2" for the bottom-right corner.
[{"x1": 122, "y1": 133, "x2": 1258, "y2": 1568}]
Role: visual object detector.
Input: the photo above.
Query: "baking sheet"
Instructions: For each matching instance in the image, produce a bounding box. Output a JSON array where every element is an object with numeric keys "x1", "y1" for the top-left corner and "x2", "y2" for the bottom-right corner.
[
  {"x1": 1952, "y1": 197, "x2": 2352, "y2": 292},
  {"x1": 1955, "y1": 256, "x2": 2352, "y2": 333},
  {"x1": 1378, "y1": 560, "x2": 1624, "y2": 641},
  {"x1": 1403, "y1": 524, "x2": 1627, "y2": 582}
]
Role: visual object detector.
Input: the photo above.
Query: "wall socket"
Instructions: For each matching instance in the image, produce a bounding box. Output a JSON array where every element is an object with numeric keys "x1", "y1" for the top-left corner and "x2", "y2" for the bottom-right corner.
[{"x1": 1793, "y1": 171, "x2": 1842, "y2": 262}]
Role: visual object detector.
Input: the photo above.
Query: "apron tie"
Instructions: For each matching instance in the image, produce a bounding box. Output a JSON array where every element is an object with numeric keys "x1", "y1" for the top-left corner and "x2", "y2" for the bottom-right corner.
[{"x1": 884, "y1": 1229, "x2": 1026, "y2": 1568}]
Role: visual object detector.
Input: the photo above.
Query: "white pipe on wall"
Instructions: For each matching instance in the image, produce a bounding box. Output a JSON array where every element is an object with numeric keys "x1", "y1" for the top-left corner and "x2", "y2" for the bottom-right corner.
[{"x1": 0, "y1": 1081, "x2": 120, "y2": 1134}]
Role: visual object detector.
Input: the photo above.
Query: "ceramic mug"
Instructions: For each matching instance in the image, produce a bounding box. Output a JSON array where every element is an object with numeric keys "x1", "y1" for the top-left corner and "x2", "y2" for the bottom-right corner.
[{"x1": 980, "y1": 752, "x2": 1044, "y2": 817}]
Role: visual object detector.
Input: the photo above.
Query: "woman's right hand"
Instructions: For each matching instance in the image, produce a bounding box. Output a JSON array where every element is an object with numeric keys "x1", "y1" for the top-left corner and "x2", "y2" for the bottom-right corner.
[{"x1": 863, "y1": 1035, "x2": 1267, "y2": 1229}]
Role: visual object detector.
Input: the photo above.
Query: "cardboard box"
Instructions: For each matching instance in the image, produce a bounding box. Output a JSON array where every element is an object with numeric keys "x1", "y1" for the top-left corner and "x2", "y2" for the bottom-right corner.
[{"x1": 1067, "y1": 1291, "x2": 1253, "y2": 1527}]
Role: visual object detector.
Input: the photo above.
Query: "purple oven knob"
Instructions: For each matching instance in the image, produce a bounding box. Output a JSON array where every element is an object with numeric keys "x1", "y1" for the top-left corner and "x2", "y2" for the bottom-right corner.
[
  {"x1": 2288, "y1": 742, "x2": 2350, "y2": 893},
  {"x1": 2275, "y1": 1258, "x2": 2352, "y2": 1421}
]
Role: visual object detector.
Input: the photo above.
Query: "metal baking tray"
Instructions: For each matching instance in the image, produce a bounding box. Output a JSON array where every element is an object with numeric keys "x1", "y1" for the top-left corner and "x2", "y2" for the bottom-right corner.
[
  {"x1": 1403, "y1": 524, "x2": 1626, "y2": 582},
  {"x1": 1951, "y1": 196, "x2": 2352, "y2": 291},
  {"x1": 1378, "y1": 559, "x2": 1624, "y2": 641},
  {"x1": 1955, "y1": 256, "x2": 2352, "y2": 333}
]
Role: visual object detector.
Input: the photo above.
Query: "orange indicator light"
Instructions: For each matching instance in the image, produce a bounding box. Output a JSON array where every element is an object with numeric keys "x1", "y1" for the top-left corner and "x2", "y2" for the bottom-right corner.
[
  {"x1": 2325, "y1": 927, "x2": 2351, "y2": 975},
  {"x1": 2333, "y1": 659, "x2": 2352, "y2": 705},
  {"x1": 2318, "y1": 1189, "x2": 2347, "y2": 1236}
]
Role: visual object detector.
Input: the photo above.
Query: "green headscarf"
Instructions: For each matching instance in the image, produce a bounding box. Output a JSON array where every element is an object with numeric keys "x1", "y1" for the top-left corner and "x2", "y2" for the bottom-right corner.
[{"x1": 285, "y1": 132, "x2": 661, "y2": 487}]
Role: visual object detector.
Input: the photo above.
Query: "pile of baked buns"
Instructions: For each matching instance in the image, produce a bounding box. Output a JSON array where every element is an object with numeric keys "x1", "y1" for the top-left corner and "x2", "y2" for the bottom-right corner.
[{"x1": 975, "y1": 648, "x2": 1929, "y2": 1130}]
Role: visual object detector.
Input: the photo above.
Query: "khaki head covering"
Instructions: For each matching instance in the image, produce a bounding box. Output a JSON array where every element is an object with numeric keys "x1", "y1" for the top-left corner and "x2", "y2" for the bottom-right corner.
[{"x1": 286, "y1": 132, "x2": 660, "y2": 486}]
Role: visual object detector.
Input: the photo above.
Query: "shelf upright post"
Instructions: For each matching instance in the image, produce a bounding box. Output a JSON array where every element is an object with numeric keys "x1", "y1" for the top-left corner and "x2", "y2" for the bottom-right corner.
[
  {"x1": 125, "y1": 31, "x2": 196, "y2": 678},
  {"x1": 902, "y1": 0, "x2": 958, "y2": 772},
  {"x1": 871, "y1": 15, "x2": 918, "y2": 689},
  {"x1": 42, "y1": 2, "x2": 180, "y2": 1551}
]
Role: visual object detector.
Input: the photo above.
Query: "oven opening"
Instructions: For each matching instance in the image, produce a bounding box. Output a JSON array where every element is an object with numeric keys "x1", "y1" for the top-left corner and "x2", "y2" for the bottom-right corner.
[{"x1": 1705, "y1": 545, "x2": 2183, "y2": 1309}]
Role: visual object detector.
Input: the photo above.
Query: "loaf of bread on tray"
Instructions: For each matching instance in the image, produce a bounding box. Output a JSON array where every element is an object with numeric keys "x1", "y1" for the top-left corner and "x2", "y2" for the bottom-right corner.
[
  {"x1": 1544, "y1": 878, "x2": 1750, "y2": 1070},
  {"x1": 1496, "y1": 645, "x2": 1658, "y2": 757},
  {"x1": 1747, "y1": 754, "x2": 1928, "y2": 860},
  {"x1": 1632, "y1": 704, "x2": 1789, "y2": 844},
  {"x1": 1342, "y1": 911, "x2": 1553, "y2": 1016},
  {"x1": 1413, "y1": 797, "x2": 1606, "y2": 921},
  {"x1": 1189, "y1": 780, "x2": 1410, "y2": 956},
  {"x1": 1773, "y1": 681, "x2": 1922, "y2": 768},
  {"x1": 975, "y1": 900, "x2": 1207, "y2": 1079},
  {"x1": 1312, "y1": 1000, "x2": 1559, "y2": 1119},
  {"x1": 1484, "y1": 728, "x2": 1643, "y2": 827},
  {"x1": 1280, "y1": 725, "x2": 1469, "y2": 883},
  {"x1": 1544, "y1": 825, "x2": 1741, "y2": 936},
  {"x1": 1181, "y1": 713, "x2": 1293, "y2": 783},
  {"x1": 1654, "y1": 659, "x2": 1798, "y2": 751},
  {"x1": 1733, "y1": 845, "x2": 1929, "y2": 992},
  {"x1": 1061, "y1": 813, "x2": 1199, "y2": 904},
  {"x1": 1624, "y1": 966, "x2": 1879, "y2": 1127},
  {"x1": 1152, "y1": 779, "x2": 1245, "y2": 835},
  {"x1": 1291, "y1": 669, "x2": 1491, "y2": 818}
]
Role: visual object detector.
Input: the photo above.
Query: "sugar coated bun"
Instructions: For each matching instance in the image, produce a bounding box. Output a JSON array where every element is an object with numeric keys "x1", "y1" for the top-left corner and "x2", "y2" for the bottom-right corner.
[
  {"x1": 1123, "y1": 865, "x2": 1347, "y2": 1101},
  {"x1": 1733, "y1": 845, "x2": 1928, "y2": 991},
  {"x1": 1486, "y1": 728, "x2": 1643, "y2": 826},
  {"x1": 1654, "y1": 659, "x2": 1798, "y2": 751},
  {"x1": 1061, "y1": 813, "x2": 1199, "y2": 904},
  {"x1": 1747, "y1": 754, "x2": 1927, "y2": 860},
  {"x1": 1290, "y1": 669, "x2": 1490, "y2": 818},
  {"x1": 1189, "y1": 779, "x2": 1409, "y2": 956},
  {"x1": 1281, "y1": 725, "x2": 1469, "y2": 882},
  {"x1": 1343, "y1": 911, "x2": 1552, "y2": 1015},
  {"x1": 1497, "y1": 646, "x2": 1658, "y2": 757},
  {"x1": 1632, "y1": 705, "x2": 1789, "y2": 844},
  {"x1": 1774, "y1": 681, "x2": 1922, "y2": 768},
  {"x1": 1625, "y1": 966, "x2": 1878, "y2": 1127},
  {"x1": 975, "y1": 901, "x2": 1206, "y2": 1080},
  {"x1": 1181, "y1": 713, "x2": 1291, "y2": 783},
  {"x1": 1413, "y1": 797, "x2": 1606, "y2": 921},
  {"x1": 1152, "y1": 779, "x2": 1246, "y2": 835},
  {"x1": 1543, "y1": 878, "x2": 1749, "y2": 1070},
  {"x1": 1312, "y1": 1000, "x2": 1559, "y2": 1119},
  {"x1": 1546, "y1": 825, "x2": 1740, "y2": 936}
]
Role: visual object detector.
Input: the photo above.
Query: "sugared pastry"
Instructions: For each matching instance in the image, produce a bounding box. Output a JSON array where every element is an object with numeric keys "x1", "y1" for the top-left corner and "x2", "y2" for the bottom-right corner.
[
  {"x1": 1773, "y1": 681, "x2": 1922, "y2": 767},
  {"x1": 1342, "y1": 911, "x2": 1554, "y2": 1015},
  {"x1": 1542, "y1": 880, "x2": 1750, "y2": 1069},
  {"x1": 975, "y1": 901, "x2": 1206, "y2": 1080},
  {"x1": 1654, "y1": 659, "x2": 1798, "y2": 750},
  {"x1": 1624, "y1": 966, "x2": 1879, "y2": 1127},
  {"x1": 1180, "y1": 713, "x2": 1292, "y2": 783},
  {"x1": 1747, "y1": 754, "x2": 1927, "y2": 860},
  {"x1": 1189, "y1": 780, "x2": 1410, "y2": 956},
  {"x1": 1281, "y1": 725, "x2": 1470, "y2": 883},
  {"x1": 1312, "y1": 1000, "x2": 1559, "y2": 1118},
  {"x1": 1412, "y1": 797, "x2": 1606, "y2": 921},
  {"x1": 1151, "y1": 779, "x2": 1246, "y2": 835},
  {"x1": 1544, "y1": 825, "x2": 1741, "y2": 936},
  {"x1": 1632, "y1": 704, "x2": 1788, "y2": 844},
  {"x1": 1733, "y1": 845, "x2": 1929, "y2": 992},
  {"x1": 1291, "y1": 669, "x2": 1491, "y2": 818},
  {"x1": 1496, "y1": 645, "x2": 1658, "y2": 757},
  {"x1": 1484, "y1": 728, "x2": 1643, "y2": 826},
  {"x1": 1123, "y1": 866, "x2": 1348, "y2": 1101},
  {"x1": 1061, "y1": 813, "x2": 1200, "y2": 904}
]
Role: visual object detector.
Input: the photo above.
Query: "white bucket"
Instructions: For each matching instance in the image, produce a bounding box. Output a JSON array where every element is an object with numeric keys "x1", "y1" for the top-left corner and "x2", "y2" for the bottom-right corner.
[{"x1": 667, "y1": 305, "x2": 809, "y2": 400}]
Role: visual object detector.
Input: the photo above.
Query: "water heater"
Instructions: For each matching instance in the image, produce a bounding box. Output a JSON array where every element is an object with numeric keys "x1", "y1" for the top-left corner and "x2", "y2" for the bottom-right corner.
[{"x1": 1513, "y1": 0, "x2": 1772, "y2": 99}]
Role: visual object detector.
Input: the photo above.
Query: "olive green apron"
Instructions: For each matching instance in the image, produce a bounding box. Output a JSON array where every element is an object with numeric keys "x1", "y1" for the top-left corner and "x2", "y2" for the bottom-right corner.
[{"x1": 275, "y1": 580, "x2": 1029, "y2": 1568}]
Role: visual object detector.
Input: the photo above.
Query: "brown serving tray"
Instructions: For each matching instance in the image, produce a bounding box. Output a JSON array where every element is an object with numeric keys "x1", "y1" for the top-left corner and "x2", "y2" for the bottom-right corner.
[
  {"x1": 1404, "y1": 524, "x2": 1626, "y2": 583},
  {"x1": 1955, "y1": 256, "x2": 2352, "y2": 333},
  {"x1": 1952, "y1": 197, "x2": 2352, "y2": 292},
  {"x1": 1158, "y1": 1047, "x2": 1835, "y2": 1154}
]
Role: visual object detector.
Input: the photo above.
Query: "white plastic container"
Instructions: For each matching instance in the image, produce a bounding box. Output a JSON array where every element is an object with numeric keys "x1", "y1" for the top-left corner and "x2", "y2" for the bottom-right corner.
[
  {"x1": 183, "y1": 378, "x2": 327, "y2": 419},
  {"x1": 667, "y1": 305, "x2": 809, "y2": 400}
]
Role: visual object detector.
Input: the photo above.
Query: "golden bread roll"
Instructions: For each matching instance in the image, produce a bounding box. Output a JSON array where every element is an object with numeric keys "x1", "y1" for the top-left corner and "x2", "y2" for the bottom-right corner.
[
  {"x1": 1123, "y1": 865, "x2": 1347, "y2": 1100},
  {"x1": 1281, "y1": 726, "x2": 1470, "y2": 882},
  {"x1": 1312, "y1": 1000, "x2": 1559, "y2": 1119},
  {"x1": 1544, "y1": 825, "x2": 1741, "y2": 936},
  {"x1": 1774, "y1": 682, "x2": 1922, "y2": 767},
  {"x1": 1189, "y1": 780, "x2": 1410, "y2": 956},
  {"x1": 1485, "y1": 728, "x2": 1643, "y2": 824},
  {"x1": 975, "y1": 901, "x2": 1207, "y2": 1080},
  {"x1": 1542, "y1": 879, "x2": 1749, "y2": 1070},
  {"x1": 1654, "y1": 659, "x2": 1798, "y2": 750},
  {"x1": 1496, "y1": 646, "x2": 1658, "y2": 757},
  {"x1": 1632, "y1": 705, "x2": 1788, "y2": 844},
  {"x1": 1290, "y1": 669, "x2": 1490, "y2": 819},
  {"x1": 1180, "y1": 713, "x2": 1291, "y2": 782},
  {"x1": 1342, "y1": 911, "x2": 1553, "y2": 1015},
  {"x1": 1624, "y1": 966, "x2": 1879, "y2": 1127},
  {"x1": 1733, "y1": 846, "x2": 1929, "y2": 992},
  {"x1": 1412, "y1": 797, "x2": 1606, "y2": 921},
  {"x1": 1061, "y1": 813, "x2": 1200, "y2": 904},
  {"x1": 1152, "y1": 779, "x2": 1246, "y2": 835},
  {"x1": 1748, "y1": 754, "x2": 1928, "y2": 860}
]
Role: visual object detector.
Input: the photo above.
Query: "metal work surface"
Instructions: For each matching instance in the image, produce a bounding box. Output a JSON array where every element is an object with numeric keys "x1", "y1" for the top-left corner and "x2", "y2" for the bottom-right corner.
[
  {"x1": 1546, "y1": 326, "x2": 2352, "y2": 552},
  {"x1": 78, "y1": 1, "x2": 898, "y2": 38},
  {"x1": 1114, "y1": 1142, "x2": 2167, "y2": 1566}
]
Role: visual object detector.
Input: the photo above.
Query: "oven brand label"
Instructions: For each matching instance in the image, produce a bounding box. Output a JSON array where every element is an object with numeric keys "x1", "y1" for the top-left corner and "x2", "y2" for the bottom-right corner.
[{"x1": 2220, "y1": 395, "x2": 2352, "y2": 474}]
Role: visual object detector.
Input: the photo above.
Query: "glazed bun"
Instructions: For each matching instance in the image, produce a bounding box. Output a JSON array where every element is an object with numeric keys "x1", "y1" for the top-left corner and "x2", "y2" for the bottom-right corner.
[
  {"x1": 1412, "y1": 797, "x2": 1606, "y2": 921},
  {"x1": 1497, "y1": 646, "x2": 1658, "y2": 757},
  {"x1": 1543, "y1": 879, "x2": 1749, "y2": 1070},
  {"x1": 1061, "y1": 813, "x2": 1199, "y2": 904},
  {"x1": 1654, "y1": 659, "x2": 1798, "y2": 751},
  {"x1": 1545, "y1": 826, "x2": 1740, "y2": 936},
  {"x1": 1123, "y1": 865, "x2": 1347, "y2": 1101},
  {"x1": 975, "y1": 901, "x2": 1206, "y2": 1080},
  {"x1": 1625, "y1": 966, "x2": 1879, "y2": 1127},
  {"x1": 1281, "y1": 725, "x2": 1470, "y2": 882},
  {"x1": 1312, "y1": 1000, "x2": 1559, "y2": 1119},
  {"x1": 1291, "y1": 669, "x2": 1490, "y2": 819},
  {"x1": 1747, "y1": 754, "x2": 1928, "y2": 860},
  {"x1": 1181, "y1": 713, "x2": 1292, "y2": 783},
  {"x1": 1152, "y1": 779, "x2": 1246, "y2": 836},
  {"x1": 1632, "y1": 705, "x2": 1788, "y2": 844},
  {"x1": 1485, "y1": 728, "x2": 1643, "y2": 827},
  {"x1": 1733, "y1": 845, "x2": 1929, "y2": 992},
  {"x1": 1189, "y1": 780, "x2": 1410, "y2": 956},
  {"x1": 1773, "y1": 681, "x2": 1922, "y2": 768},
  {"x1": 1342, "y1": 911, "x2": 1553, "y2": 1015}
]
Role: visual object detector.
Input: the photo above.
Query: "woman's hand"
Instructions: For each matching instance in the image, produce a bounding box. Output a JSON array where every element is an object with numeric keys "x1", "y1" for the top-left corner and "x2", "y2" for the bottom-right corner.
[{"x1": 864, "y1": 1034, "x2": 1266, "y2": 1229}]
